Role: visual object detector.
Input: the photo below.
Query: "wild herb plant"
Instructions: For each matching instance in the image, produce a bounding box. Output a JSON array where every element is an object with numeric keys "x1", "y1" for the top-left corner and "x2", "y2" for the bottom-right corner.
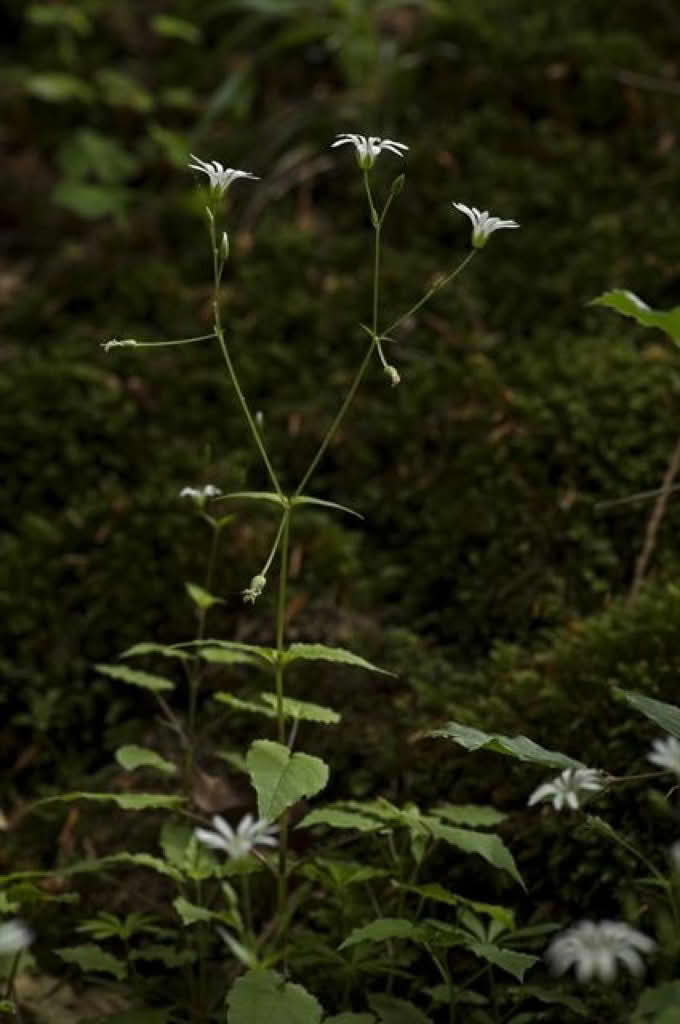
[{"x1": 2, "y1": 137, "x2": 535, "y2": 1023}]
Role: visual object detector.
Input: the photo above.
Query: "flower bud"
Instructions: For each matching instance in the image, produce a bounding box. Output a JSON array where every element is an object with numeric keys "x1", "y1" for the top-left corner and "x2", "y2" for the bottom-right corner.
[
  {"x1": 243, "y1": 574, "x2": 267, "y2": 604},
  {"x1": 102, "y1": 338, "x2": 137, "y2": 351},
  {"x1": 221, "y1": 231, "x2": 229, "y2": 260},
  {"x1": 384, "y1": 364, "x2": 400, "y2": 387}
]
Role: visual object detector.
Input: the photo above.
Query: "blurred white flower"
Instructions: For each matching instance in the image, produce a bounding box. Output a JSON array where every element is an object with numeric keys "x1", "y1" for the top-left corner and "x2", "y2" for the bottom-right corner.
[
  {"x1": 546, "y1": 920, "x2": 655, "y2": 983},
  {"x1": 0, "y1": 919, "x2": 34, "y2": 955},
  {"x1": 528, "y1": 767, "x2": 604, "y2": 811},
  {"x1": 180, "y1": 485, "x2": 222, "y2": 501},
  {"x1": 452, "y1": 203, "x2": 519, "y2": 248},
  {"x1": 188, "y1": 155, "x2": 259, "y2": 195},
  {"x1": 648, "y1": 736, "x2": 680, "y2": 776},
  {"x1": 331, "y1": 134, "x2": 408, "y2": 170},
  {"x1": 102, "y1": 338, "x2": 137, "y2": 351},
  {"x1": 669, "y1": 840, "x2": 680, "y2": 873},
  {"x1": 242, "y1": 573, "x2": 267, "y2": 604},
  {"x1": 195, "y1": 813, "x2": 278, "y2": 859}
]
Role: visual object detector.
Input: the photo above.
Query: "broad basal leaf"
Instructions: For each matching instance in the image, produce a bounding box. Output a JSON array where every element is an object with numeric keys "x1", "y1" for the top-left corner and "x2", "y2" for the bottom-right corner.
[
  {"x1": 247, "y1": 741, "x2": 329, "y2": 820},
  {"x1": 340, "y1": 918, "x2": 423, "y2": 950},
  {"x1": 425, "y1": 722, "x2": 582, "y2": 769},
  {"x1": 95, "y1": 663, "x2": 175, "y2": 693},
  {"x1": 115, "y1": 745, "x2": 176, "y2": 775},
  {"x1": 227, "y1": 968, "x2": 322, "y2": 1024},
  {"x1": 616, "y1": 689, "x2": 680, "y2": 740},
  {"x1": 283, "y1": 644, "x2": 392, "y2": 675},
  {"x1": 590, "y1": 290, "x2": 680, "y2": 345}
]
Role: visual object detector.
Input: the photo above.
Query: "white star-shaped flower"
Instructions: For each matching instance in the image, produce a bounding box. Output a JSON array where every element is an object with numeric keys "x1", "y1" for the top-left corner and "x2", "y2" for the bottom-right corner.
[
  {"x1": 528, "y1": 767, "x2": 604, "y2": 811},
  {"x1": 331, "y1": 134, "x2": 408, "y2": 170},
  {"x1": 546, "y1": 920, "x2": 655, "y2": 983},
  {"x1": 188, "y1": 155, "x2": 259, "y2": 195},
  {"x1": 179, "y1": 484, "x2": 222, "y2": 501},
  {"x1": 452, "y1": 203, "x2": 519, "y2": 248},
  {"x1": 0, "y1": 919, "x2": 34, "y2": 955},
  {"x1": 648, "y1": 735, "x2": 680, "y2": 775},
  {"x1": 194, "y1": 813, "x2": 278, "y2": 859}
]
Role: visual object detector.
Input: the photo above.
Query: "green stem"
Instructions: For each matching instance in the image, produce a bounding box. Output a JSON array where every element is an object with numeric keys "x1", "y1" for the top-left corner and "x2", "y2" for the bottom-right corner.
[
  {"x1": 382, "y1": 250, "x2": 476, "y2": 338},
  {"x1": 274, "y1": 510, "x2": 292, "y2": 925},
  {"x1": 206, "y1": 211, "x2": 283, "y2": 498}
]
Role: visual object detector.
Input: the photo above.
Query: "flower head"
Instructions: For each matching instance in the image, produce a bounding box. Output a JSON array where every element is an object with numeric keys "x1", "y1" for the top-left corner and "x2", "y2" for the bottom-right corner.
[
  {"x1": 195, "y1": 813, "x2": 278, "y2": 859},
  {"x1": 331, "y1": 134, "x2": 408, "y2": 170},
  {"x1": 0, "y1": 919, "x2": 34, "y2": 955},
  {"x1": 180, "y1": 484, "x2": 222, "y2": 503},
  {"x1": 528, "y1": 767, "x2": 604, "y2": 812},
  {"x1": 452, "y1": 203, "x2": 519, "y2": 248},
  {"x1": 648, "y1": 735, "x2": 680, "y2": 775},
  {"x1": 546, "y1": 920, "x2": 655, "y2": 983},
  {"x1": 243, "y1": 573, "x2": 267, "y2": 604},
  {"x1": 188, "y1": 155, "x2": 259, "y2": 196}
]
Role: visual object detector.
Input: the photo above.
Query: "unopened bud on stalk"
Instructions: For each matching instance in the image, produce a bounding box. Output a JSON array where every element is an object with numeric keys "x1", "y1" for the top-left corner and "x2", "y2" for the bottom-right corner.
[
  {"x1": 384, "y1": 364, "x2": 400, "y2": 387},
  {"x1": 243, "y1": 574, "x2": 267, "y2": 604},
  {"x1": 221, "y1": 231, "x2": 229, "y2": 260},
  {"x1": 102, "y1": 338, "x2": 137, "y2": 351},
  {"x1": 390, "y1": 173, "x2": 405, "y2": 198}
]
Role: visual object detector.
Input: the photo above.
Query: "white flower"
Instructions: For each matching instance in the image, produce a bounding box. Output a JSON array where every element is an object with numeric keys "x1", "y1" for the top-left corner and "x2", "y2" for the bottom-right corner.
[
  {"x1": 102, "y1": 338, "x2": 137, "y2": 351},
  {"x1": 528, "y1": 767, "x2": 604, "y2": 811},
  {"x1": 0, "y1": 919, "x2": 34, "y2": 955},
  {"x1": 194, "y1": 813, "x2": 278, "y2": 859},
  {"x1": 648, "y1": 735, "x2": 680, "y2": 775},
  {"x1": 331, "y1": 134, "x2": 408, "y2": 170},
  {"x1": 546, "y1": 920, "x2": 655, "y2": 983},
  {"x1": 188, "y1": 155, "x2": 259, "y2": 195},
  {"x1": 180, "y1": 484, "x2": 222, "y2": 501},
  {"x1": 452, "y1": 203, "x2": 519, "y2": 248}
]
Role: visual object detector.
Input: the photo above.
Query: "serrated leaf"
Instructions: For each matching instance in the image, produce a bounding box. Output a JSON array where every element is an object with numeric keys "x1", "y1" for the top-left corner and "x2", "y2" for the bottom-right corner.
[
  {"x1": 425, "y1": 722, "x2": 582, "y2": 769},
  {"x1": 260, "y1": 693, "x2": 340, "y2": 724},
  {"x1": 290, "y1": 495, "x2": 363, "y2": 519},
  {"x1": 56, "y1": 944, "x2": 126, "y2": 980},
  {"x1": 368, "y1": 994, "x2": 433, "y2": 1024},
  {"x1": 432, "y1": 803, "x2": 506, "y2": 827},
  {"x1": 297, "y1": 807, "x2": 383, "y2": 832},
  {"x1": 185, "y1": 582, "x2": 222, "y2": 610},
  {"x1": 194, "y1": 640, "x2": 276, "y2": 664},
  {"x1": 95, "y1": 663, "x2": 175, "y2": 693},
  {"x1": 215, "y1": 693, "x2": 277, "y2": 717},
  {"x1": 115, "y1": 745, "x2": 176, "y2": 775},
  {"x1": 615, "y1": 689, "x2": 680, "y2": 740},
  {"x1": 340, "y1": 919, "x2": 423, "y2": 950},
  {"x1": 247, "y1": 741, "x2": 329, "y2": 820},
  {"x1": 590, "y1": 290, "x2": 680, "y2": 344},
  {"x1": 283, "y1": 643, "x2": 391, "y2": 675},
  {"x1": 121, "y1": 642, "x2": 192, "y2": 661},
  {"x1": 464, "y1": 940, "x2": 537, "y2": 981},
  {"x1": 425, "y1": 821, "x2": 524, "y2": 888},
  {"x1": 200, "y1": 648, "x2": 262, "y2": 667},
  {"x1": 227, "y1": 968, "x2": 322, "y2": 1024}
]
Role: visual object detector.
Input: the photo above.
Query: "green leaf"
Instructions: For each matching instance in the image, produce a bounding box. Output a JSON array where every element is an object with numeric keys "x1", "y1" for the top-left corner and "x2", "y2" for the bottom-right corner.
[
  {"x1": 283, "y1": 643, "x2": 392, "y2": 675},
  {"x1": 432, "y1": 803, "x2": 506, "y2": 827},
  {"x1": 96, "y1": 68, "x2": 154, "y2": 112},
  {"x1": 28, "y1": 5, "x2": 92, "y2": 35},
  {"x1": 259, "y1": 693, "x2": 340, "y2": 724},
  {"x1": 53, "y1": 182, "x2": 130, "y2": 219},
  {"x1": 95, "y1": 663, "x2": 175, "y2": 693},
  {"x1": 290, "y1": 495, "x2": 363, "y2": 519},
  {"x1": 173, "y1": 896, "x2": 213, "y2": 926},
  {"x1": 215, "y1": 694, "x2": 277, "y2": 718},
  {"x1": 590, "y1": 289, "x2": 680, "y2": 345},
  {"x1": 340, "y1": 919, "x2": 423, "y2": 950},
  {"x1": 425, "y1": 722, "x2": 582, "y2": 769},
  {"x1": 200, "y1": 648, "x2": 262, "y2": 667},
  {"x1": 464, "y1": 940, "x2": 537, "y2": 981},
  {"x1": 297, "y1": 807, "x2": 383, "y2": 832},
  {"x1": 513, "y1": 985, "x2": 588, "y2": 1017},
  {"x1": 121, "y1": 642, "x2": 192, "y2": 661},
  {"x1": 424, "y1": 821, "x2": 524, "y2": 888},
  {"x1": 194, "y1": 640, "x2": 276, "y2": 664},
  {"x1": 227, "y1": 968, "x2": 322, "y2": 1024},
  {"x1": 396, "y1": 883, "x2": 515, "y2": 930},
  {"x1": 33, "y1": 792, "x2": 182, "y2": 811},
  {"x1": 615, "y1": 689, "x2": 680, "y2": 740},
  {"x1": 219, "y1": 491, "x2": 286, "y2": 506},
  {"x1": 56, "y1": 944, "x2": 126, "y2": 980},
  {"x1": 150, "y1": 14, "x2": 201, "y2": 43},
  {"x1": 115, "y1": 745, "x2": 176, "y2": 775},
  {"x1": 185, "y1": 582, "x2": 222, "y2": 610},
  {"x1": 325, "y1": 1016, "x2": 376, "y2": 1024},
  {"x1": 26, "y1": 72, "x2": 93, "y2": 102},
  {"x1": 247, "y1": 741, "x2": 329, "y2": 820},
  {"x1": 367, "y1": 994, "x2": 433, "y2": 1024}
]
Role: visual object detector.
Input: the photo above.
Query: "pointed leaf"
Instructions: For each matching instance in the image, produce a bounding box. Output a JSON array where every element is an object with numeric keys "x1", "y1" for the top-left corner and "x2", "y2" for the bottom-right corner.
[
  {"x1": 56, "y1": 944, "x2": 126, "y2": 980},
  {"x1": 425, "y1": 722, "x2": 582, "y2": 769},
  {"x1": 115, "y1": 745, "x2": 176, "y2": 775},
  {"x1": 194, "y1": 640, "x2": 276, "y2": 664},
  {"x1": 259, "y1": 693, "x2": 340, "y2": 724},
  {"x1": 615, "y1": 689, "x2": 680, "y2": 740},
  {"x1": 433, "y1": 803, "x2": 506, "y2": 827},
  {"x1": 514, "y1": 986, "x2": 588, "y2": 1017},
  {"x1": 173, "y1": 896, "x2": 213, "y2": 926},
  {"x1": 291, "y1": 495, "x2": 363, "y2": 519},
  {"x1": 368, "y1": 994, "x2": 433, "y2": 1024},
  {"x1": 199, "y1": 648, "x2": 262, "y2": 667},
  {"x1": 185, "y1": 582, "x2": 222, "y2": 610},
  {"x1": 396, "y1": 883, "x2": 515, "y2": 930},
  {"x1": 33, "y1": 792, "x2": 182, "y2": 811},
  {"x1": 283, "y1": 644, "x2": 392, "y2": 675},
  {"x1": 340, "y1": 918, "x2": 423, "y2": 950},
  {"x1": 247, "y1": 741, "x2": 329, "y2": 820},
  {"x1": 227, "y1": 967, "x2": 322, "y2": 1024},
  {"x1": 464, "y1": 940, "x2": 538, "y2": 982},
  {"x1": 425, "y1": 820, "x2": 524, "y2": 888},
  {"x1": 219, "y1": 491, "x2": 285, "y2": 506},
  {"x1": 120, "y1": 642, "x2": 192, "y2": 661},
  {"x1": 95, "y1": 663, "x2": 175, "y2": 693},
  {"x1": 297, "y1": 807, "x2": 384, "y2": 832},
  {"x1": 215, "y1": 694, "x2": 277, "y2": 718},
  {"x1": 590, "y1": 290, "x2": 680, "y2": 344}
]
